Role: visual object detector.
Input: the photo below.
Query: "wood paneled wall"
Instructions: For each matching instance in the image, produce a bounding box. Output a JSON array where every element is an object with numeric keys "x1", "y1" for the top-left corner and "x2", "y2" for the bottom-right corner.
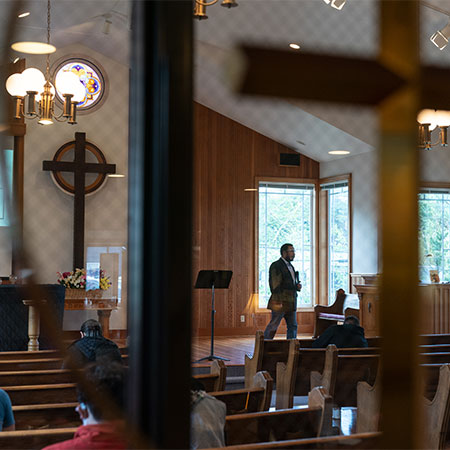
[{"x1": 193, "y1": 103, "x2": 319, "y2": 336}]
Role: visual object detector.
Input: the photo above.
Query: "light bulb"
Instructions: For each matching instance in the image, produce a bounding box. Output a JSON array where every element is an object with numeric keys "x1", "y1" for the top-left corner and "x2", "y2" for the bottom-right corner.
[
  {"x1": 6, "y1": 73, "x2": 27, "y2": 97},
  {"x1": 72, "y1": 80, "x2": 86, "y2": 103},
  {"x1": 435, "y1": 110, "x2": 450, "y2": 127},
  {"x1": 55, "y1": 71, "x2": 81, "y2": 96},
  {"x1": 21, "y1": 68, "x2": 45, "y2": 93}
]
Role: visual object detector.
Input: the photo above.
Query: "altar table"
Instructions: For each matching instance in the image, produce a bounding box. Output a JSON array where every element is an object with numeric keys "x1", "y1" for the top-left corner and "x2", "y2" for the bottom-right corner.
[{"x1": 64, "y1": 296, "x2": 118, "y2": 338}]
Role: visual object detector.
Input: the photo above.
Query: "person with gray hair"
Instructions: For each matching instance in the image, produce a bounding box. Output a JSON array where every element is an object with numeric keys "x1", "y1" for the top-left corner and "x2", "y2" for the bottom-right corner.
[{"x1": 64, "y1": 319, "x2": 123, "y2": 368}]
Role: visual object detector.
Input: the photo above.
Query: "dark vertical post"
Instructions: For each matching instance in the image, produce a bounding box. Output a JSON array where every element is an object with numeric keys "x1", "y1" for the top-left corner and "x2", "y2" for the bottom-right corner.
[
  {"x1": 379, "y1": 1, "x2": 422, "y2": 448},
  {"x1": 73, "y1": 132, "x2": 86, "y2": 269},
  {"x1": 127, "y1": 1, "x2": 192, "y2": 448}
]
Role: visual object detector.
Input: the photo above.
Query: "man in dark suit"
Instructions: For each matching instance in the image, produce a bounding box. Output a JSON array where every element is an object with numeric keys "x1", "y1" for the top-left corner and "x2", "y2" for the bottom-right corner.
[{"x1": 263, "y1": 243, "x2": 302, "y2": 339}]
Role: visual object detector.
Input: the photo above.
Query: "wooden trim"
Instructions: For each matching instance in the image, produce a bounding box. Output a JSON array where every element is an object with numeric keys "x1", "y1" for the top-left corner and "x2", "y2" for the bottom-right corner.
[
  {"x1": 420, "y1": 181, "x2": 450, "y2": 189},
  {"x1": 254, "y1": 176, "x2": 317, "y2": 310},
  {"x1": 318, "y1": 174, "x2": 352, "y2": 305},
  {"x1": 314, "y1": 180, "x2": 320, "y2": 305}
]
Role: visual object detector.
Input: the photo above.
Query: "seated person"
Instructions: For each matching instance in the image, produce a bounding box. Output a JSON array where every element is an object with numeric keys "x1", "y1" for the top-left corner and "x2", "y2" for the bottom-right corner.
[
  {"x1": 0, "y1": 389, "x2": 14, "y2": 431},
  {"x1": 191, "y1": 378, "x2": 226, "y2": 449},
  {"x1": 311, "y1": 315, "x2": 368, "y2": 348},
  {"x1": 64, "y1": 319, "x2": 122, "y2": 368},
  {"x1": 43, "y1": 362, "x2": 127, "y2": 450}
]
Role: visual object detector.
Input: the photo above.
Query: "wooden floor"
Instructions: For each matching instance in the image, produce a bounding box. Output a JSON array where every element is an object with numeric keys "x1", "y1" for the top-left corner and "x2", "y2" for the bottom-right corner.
[{"x1": 192, "y1": 334, "x2": 313, "y2": 366}]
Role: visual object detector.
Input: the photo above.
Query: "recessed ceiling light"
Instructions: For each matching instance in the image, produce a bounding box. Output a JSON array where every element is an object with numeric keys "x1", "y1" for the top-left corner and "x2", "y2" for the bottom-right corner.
[
  {"x1": 289, "y1": 43, "x2": 300, "y2": 50},
  {"x1": 108, "y1": 174, "x2": 125, "y2": 178},
  {"x1": 11, "y1": 41, "x2": 56, "y2": 55},
  {"x1": 18, "y1": 12, "x2": 30, "y2": 18},
  {"x1": 328, "y1": 150, "x2": 350, "y2": 155},
  {"x1": 244, "y1": 188, "x2": 258, "y2": 192}
]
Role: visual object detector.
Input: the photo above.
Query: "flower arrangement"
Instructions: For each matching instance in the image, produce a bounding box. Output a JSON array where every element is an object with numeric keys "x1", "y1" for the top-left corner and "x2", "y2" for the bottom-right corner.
[{"x1": 57, "y1": 268, "x2": 111, "y2": 290}]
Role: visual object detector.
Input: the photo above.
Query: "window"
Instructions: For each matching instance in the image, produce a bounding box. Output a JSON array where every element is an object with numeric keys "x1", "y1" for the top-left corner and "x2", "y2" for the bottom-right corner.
[
  {"x1": 0, "y1": 149, "x2": 13, "y2": 228},
  {"x1": 53, "y1": 57, "x2": 107, "y2": 111},
  {"x1": 323, "y1": 181, "x2": 350, "y2": 303},
  {"x1": 258, "y1": 182, "x2": 315, "y2": 308},
  {"x1": 418, "y1": 188, "x2": 450, "y2": 282}
]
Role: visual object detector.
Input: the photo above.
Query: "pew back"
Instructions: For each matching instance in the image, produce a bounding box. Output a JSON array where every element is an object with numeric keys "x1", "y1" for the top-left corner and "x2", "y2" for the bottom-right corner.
[
  {"x1": 13, "y1": 403, "x2": 80, "y2": 430},
  {"x1": 3, "y1": 384, "x2": 77, "y2": 405}
]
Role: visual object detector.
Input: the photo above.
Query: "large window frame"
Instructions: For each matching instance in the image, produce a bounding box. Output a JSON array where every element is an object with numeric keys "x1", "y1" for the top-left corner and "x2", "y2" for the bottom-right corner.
[
  {"x1": 255, "y1": 177, "x2": 318, "y2": 310},
  {"x1": 419, "y1": 181, "x2": 450, "y2": 283},
  {"x1": 318, "y1": 174, "x2": 352, "y2": 305}
]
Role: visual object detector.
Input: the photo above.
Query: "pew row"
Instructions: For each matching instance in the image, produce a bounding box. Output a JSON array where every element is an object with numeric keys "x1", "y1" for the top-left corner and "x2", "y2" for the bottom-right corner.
[
  {"x1": 13, "y1": 403, "x2": 80, "y2": 430},
  {"x1": 0, "y1": 427, "x2": 78, "y2": 450},
  {"x1": 193, "y1": 360, "x2": 227, "y2": 392},
  {"x1": 310, "y1": 345, "x2": 379, "y2": 408},
  {"x1": 205, "y1": 432, "x2": 381, "y2": 450},
  {"x1": 211, "y1": 371, "x2": 273, "y2": 415},
  {"x1": 225, "y1": 387, "x2": 333, "y2": 446},
  {"x1": 275, "y1": 340, "x2": 378, "y2": 409},
  {"x1": 357, "y1": 364, "x2": 450, "y2": 449},
  {"x1": 0, "y1": 369, "x2": 75, "y2": 386},
  {"x1": 245, "y1": 331, "x2": 381, "y2": 387},
  {"x1": 2, "y1": 384, "x2": 77, "y2": 405}
]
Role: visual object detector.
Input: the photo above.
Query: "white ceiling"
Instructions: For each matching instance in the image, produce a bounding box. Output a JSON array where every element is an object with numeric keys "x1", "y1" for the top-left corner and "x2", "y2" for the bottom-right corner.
[
  {"x1": 2, "y1": 0, "x2": 450, "y2": 162},
  {"x1": 195, "y1": 0, "x2": 450, "y2": 162}
]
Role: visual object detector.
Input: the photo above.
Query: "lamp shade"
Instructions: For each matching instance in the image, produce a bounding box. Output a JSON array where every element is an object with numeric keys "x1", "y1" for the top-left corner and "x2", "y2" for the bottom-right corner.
[
  {"x1": 21, "y1": 68, "x2": 45, "y2": 93},
  {"x1": 5, "y1": 73, "x2": 27, "y2": 97},
  {"x1": 55, "y1": 71, "x2": 81, "y2": 96},
  {"x1": 72, "y1": 80, "x2": 86, "y2": 103},
  {"x1": 417, "y1": 109, "x2": 439, "y2": 130},
  {"x1": 435, "y1": 110, "x2": 450, "y2": 127}
]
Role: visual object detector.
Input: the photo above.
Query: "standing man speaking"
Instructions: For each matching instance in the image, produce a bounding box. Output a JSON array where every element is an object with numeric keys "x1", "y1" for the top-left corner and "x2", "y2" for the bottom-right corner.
[{"x1": 263, "y1": 243, "x2": 302, "y2": 339}]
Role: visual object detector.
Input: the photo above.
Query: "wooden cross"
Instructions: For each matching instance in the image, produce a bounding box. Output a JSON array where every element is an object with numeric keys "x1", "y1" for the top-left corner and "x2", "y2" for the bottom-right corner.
[
  {"x1": 43, "y1": 132, "x2": 116, "y2": 270},
  {"x1": 231, "y1": 2, "x2": 449, "y2": 446}
]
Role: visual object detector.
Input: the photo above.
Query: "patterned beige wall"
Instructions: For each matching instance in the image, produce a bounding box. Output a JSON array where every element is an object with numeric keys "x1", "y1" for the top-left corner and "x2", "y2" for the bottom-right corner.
[{"x1": 23, "y1": 44, "x2": 128, "y2": 330}]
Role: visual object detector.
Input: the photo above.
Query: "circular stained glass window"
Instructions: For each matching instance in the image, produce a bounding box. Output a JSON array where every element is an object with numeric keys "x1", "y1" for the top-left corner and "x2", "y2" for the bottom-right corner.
[{"x1": 53, "y1": 58, "x2": 107, "y2": 112}]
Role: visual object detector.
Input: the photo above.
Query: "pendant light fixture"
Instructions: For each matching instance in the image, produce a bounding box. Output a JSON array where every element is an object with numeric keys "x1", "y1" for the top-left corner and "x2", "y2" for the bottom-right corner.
[{"x1": 5, "y1": 0, "x2": 84, "y2": 125}]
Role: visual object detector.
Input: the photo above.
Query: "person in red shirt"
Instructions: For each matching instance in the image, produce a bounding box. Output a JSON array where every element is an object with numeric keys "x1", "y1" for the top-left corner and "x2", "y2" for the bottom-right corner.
[{"x1": 43, "y1": 362, "x2": 127, "y2": 450}]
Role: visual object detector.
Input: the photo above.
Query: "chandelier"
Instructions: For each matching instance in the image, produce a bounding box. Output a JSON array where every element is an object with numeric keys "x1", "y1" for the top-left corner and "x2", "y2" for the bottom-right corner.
[
  {"x1": 194, "y1": 0, "x2": 238, "y2": 20},
  {"x1": 5, "y1": 0, "x2": 84, "y2": 125},
  {"x1": 418, "y1": 109, "x2": 450, "y2": 150}
]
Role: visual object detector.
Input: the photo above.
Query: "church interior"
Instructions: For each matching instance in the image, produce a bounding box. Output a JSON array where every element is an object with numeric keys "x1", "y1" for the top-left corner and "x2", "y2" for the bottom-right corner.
[{"x1": 0, "y1": 0, "x2": 450, "y2": 448}]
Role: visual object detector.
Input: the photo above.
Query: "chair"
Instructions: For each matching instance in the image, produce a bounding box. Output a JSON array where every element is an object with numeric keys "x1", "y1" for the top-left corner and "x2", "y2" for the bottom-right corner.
[{"x1": 313, "y1": 289, "x2": 347, "y2": 337}]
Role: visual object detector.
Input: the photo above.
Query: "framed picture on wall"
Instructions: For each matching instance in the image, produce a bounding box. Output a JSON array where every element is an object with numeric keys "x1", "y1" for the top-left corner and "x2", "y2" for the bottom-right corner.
[{"x1": 430, "y1": 270, "x2": 440, "y2": 283}]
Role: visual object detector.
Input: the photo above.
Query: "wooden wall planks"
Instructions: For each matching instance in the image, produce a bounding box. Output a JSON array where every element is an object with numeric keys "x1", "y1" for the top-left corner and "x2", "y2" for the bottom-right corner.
[{"x1": 193, "y1": 103, "x2": 319, "y2": 336}]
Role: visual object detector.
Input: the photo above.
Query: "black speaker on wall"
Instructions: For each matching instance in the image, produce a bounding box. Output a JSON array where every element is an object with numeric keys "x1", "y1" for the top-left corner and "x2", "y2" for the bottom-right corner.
[{"x1": 280, "y1": 153, "x2": 300, "y2": 167}]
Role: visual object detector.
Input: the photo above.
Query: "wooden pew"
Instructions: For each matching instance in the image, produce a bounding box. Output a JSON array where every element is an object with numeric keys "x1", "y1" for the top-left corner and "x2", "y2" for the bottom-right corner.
[
  {"x1": 0, "y1": 369, "x2": 75, "y2": 386},
  {"x1": 276, "y1": 340, "x2": 378, "y2": 409},
  {"x1": 205, "y1": 432, "x2": 381, "y2": 450},
  {"x1": 0, "y1": 350, "x2": 61, "y2": 360},
  {"x1": 245, "y1": 332, "x2": 381, "y2": 388},
  {"x1": 13, "y1": 403, "x2": 80, "y2": 430},
  {"x1": 193, "y1": 360, "x2": 227, "y2": 392},
  {"x1": 211, "y1": 371, "x2": 273, "y2": 415},
  {"x1": 225, "y1": 387, "x2": 333, "y2": 446},
  {"x1": 420, "y1": 344, "x2": 450, "y2": 353},
  {"x1": 357, "y1": 364, "x2": 450, "y2": 449},
  {"x1": 3, "y1": 384, "x2": 77, "y2": 405},
  {"x1": 421, "y1": 334, "x2": 450, "y2": 346},
  {"x1": 0, "y1": 427, "x2": 77, "y2": 449},
  {"x1": 309, "y1": 345, "x2": 379, "y2": 408},
  {"x1": 0, "y1": 358, "x2": 63, "y2": 371},
  {"x1": 421, "y1": 352, "x2": 450, "y2": 364},
  {"x1": 313, "y1": 289, "x2": 347, "y2": 337}
]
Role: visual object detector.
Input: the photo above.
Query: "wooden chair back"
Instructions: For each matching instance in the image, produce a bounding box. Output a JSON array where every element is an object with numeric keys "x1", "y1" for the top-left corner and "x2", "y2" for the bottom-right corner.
[
  {"x1": 313, "y1": 289, "x2": 347, "y2": 337},
  {"x1": 193, "y1": 360, "x2": 227, "y2": 392},
  {"x1": 13, "y1": 403, "x2": 80, "y2": 430},
  {"x1": 212, "y1": 371, "x2": 273, "y2": 415},
  {"x1": 356, "y1": 364, "x2": 381, "y2": 433},
  {"x1": 224, "y1": 387, "x2": 332, "y2": 446}
]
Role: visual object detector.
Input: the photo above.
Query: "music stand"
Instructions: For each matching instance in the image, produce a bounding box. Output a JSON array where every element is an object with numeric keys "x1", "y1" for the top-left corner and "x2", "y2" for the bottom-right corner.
[{"x1": 194, "y1": 270, "x2": 232, "y2": 362}]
